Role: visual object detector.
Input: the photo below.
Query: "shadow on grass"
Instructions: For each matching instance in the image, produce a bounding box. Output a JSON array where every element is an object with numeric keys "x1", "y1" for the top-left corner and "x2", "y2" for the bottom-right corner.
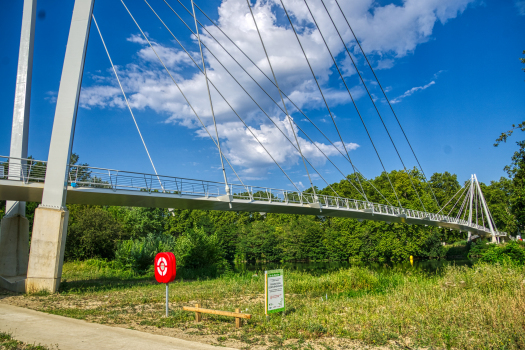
[
  {"x1": 59, "y1": 276, "x2": 157, "y2": 293},
  {"x1": 58, "y1": 266, "x2": 230, "y2": 294}
]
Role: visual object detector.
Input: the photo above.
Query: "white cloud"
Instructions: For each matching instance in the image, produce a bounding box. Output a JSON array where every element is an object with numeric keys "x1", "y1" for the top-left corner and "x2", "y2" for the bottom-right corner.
[
  {"x1": 197, "y1": 117, "x2": 357, "y2": 177},
  {"x1": 127, "y1": 34, "x2": 196, "y2": 71},
  {"x1": 390, "y1": 81, "x2": 436, "y2": 104},
  {"x1": 80, "y1": 0, "x2": 475, "y2": 177},
  {"x1": 515, "y1": 0, "x2": 525, "y2": 15}
]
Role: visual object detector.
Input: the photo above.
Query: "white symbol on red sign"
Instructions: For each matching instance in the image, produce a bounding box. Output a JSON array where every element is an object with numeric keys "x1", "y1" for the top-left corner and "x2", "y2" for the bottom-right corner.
[{"x1": 157, "y1": 257, "x2": 168, "y2": 276}]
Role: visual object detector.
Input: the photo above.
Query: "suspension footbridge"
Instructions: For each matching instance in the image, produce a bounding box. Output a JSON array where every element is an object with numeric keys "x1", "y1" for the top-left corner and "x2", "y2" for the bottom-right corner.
[{"x1": 0, "y1": 0, "x2": 506, "y2": 293}]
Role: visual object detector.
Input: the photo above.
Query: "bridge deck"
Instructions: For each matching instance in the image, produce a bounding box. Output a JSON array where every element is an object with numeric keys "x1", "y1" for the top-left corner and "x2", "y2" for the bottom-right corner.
[{"x1": 0, "y1": 179, "x2": 502, "y2": 238}]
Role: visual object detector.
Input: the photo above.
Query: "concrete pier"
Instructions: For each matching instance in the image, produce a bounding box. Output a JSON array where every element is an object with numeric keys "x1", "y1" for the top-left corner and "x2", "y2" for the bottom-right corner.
[
  {"x1": 0, "y1": 213, "x2": 29, "y2": 292},
  {"x1": 26, "y1": 207, "x2": 69, "y2": 293},
  {"x1": 0, "y1": 214, "x2": 29, "y2": 277}
]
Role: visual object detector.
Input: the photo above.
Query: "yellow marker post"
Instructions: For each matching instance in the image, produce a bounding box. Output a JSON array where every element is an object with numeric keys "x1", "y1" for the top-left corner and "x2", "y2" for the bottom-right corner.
[{"x1": 410, "y1": 255, "x2": 414, "y2": 266}]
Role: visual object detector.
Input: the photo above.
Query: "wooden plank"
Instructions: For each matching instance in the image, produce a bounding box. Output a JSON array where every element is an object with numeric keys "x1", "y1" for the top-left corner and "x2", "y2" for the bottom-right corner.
[
  {"x1": 195, "y1": 303, "x2": 201, "y2": 323},
  {"x1": 235, "y1": 308, "x2": 241, "y2": 328},
  {"x1": 183, "y1": 306, "x2": 251, "y2": 319}
]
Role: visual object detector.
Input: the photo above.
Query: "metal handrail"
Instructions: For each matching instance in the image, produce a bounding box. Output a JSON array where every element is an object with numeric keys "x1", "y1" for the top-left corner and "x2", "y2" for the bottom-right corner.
[{"x1": 0, "y1": 155, "x2": 506, "y2": 236}]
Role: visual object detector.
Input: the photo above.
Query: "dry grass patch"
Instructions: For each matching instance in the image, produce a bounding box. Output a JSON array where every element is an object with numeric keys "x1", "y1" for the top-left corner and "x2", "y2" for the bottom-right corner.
[{"x1": 1, "y1": 262, "x2": 524, "y2": 349}]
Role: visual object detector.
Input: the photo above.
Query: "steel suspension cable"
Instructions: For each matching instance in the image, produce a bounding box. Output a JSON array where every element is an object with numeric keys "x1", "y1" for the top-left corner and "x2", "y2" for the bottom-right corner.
[
  {"x1": 92, "y1": 15, "x2": 164, "y2": 191},
  {"x1": 446, "y1": 184, "x2": 470, "y2": 217},
  {"x1": 456, "y1": 187, "x2": 470, "y2": 220},
  {"x1": 461, "y1": 189, "x2": 470, "y2": 222},
  {"x1": 279, "y1": 0, "x2": 404, "y2": 208},
  {"x1": 276, "y1": 0, "x2": 368, "y2": 203},
  {"x1": 303, "y1": 0, "x2": 405, "y2": 205},
  {"x1": 298, "y1": 0, "x2": 396, "y2": 206},
  {"x1": 118, "y1": 0, "x2": 249, "y2": 191},
  {"x1": 436, "y1": 182, "x2": 468, "y2": 215},
  {"x1": 160, "y1": 1, "x2": 372, "y2": 201},
  {"x1": 316, "y1": 0, "x2": 426, "y2": 211},
  {"x1": 246, "y1": 0, "x2": 317, "y2": 199},
  {"x1": 170, "y1": 0, "x2": 388, "y2": 202},
  {"x1": 333, "y1": 0, "x2": 441, "y2": 210},
  {"x1": 142, "y1": 0, "x2": 339, "y2": 196},
  {"x1": 190, "y1": 0, "x2": 230, "y2": 196}
]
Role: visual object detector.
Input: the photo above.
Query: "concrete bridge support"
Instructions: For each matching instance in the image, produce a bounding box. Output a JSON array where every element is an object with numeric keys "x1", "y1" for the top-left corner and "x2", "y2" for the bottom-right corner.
[
  {"x1": 26, "y1": 0, "x2": 94, "y2": 293},
  {"x1": 0, "y1": 0, "x2": 37, "y2": 293}
]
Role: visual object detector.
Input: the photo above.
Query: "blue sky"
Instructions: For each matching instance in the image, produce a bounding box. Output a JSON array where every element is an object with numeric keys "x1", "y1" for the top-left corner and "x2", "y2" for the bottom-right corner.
[{"x1": 1, "y1": 0, "x2": 524, "y2": 192}]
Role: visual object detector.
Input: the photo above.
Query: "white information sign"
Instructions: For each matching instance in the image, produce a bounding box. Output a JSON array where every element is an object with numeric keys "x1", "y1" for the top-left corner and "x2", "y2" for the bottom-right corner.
[{"x1": 265, "y1": 269, "x2": 285, "y2": 314}]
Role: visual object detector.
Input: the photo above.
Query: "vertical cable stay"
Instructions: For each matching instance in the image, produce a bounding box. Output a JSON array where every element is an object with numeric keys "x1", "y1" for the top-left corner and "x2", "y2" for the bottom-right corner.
[
  {"x1": 141, "y1": 0, "x2": 337, "y2": 196},
  {"x1": 118, "y1": 0, "x2": 249, "y2": 192},
  {"x1": 273, "y1": 0, "x2": 368, "y2": 203},
  {"x1": 436, "y1": 182, "x2": 468, "y2": 215},
  {"x1": 172, "y1": 0, "x2": 387, "y2": 203},
  {"x1": 245, "y1": 0, "x2": 318, "y2": 200},
  {"x1": 332, "y1": 0, "x2": 441, "y2": 211},
  {"x1": 278, "y1": 0, "x2": 405, "y2": 209},
  {"x1": 279, "y1": 0, "x2": 406, "y2": 208},
  {"x1": 185, "y1": 3, "x2": 434, "y2": 213},
  {"x1": 190, "y1": 0, "x2": 230, "y2": 198},
  {"x1": 446, "y1": 184, "x2": 470, "y2": 217},
  {"x1": 315, "y1": 0, "x2": 426, "y2": 212},
  {"x1": 92, "y1": 15, "x2": 165, "y2": 192},
  {"x1": 139, "y1": 0, "x2": 339, "y2": 196},
  {"x1": 160, "y1": 1, "x2": 372, "y2": 201},
  {"x1": 456, "y1": 187, "x2": 470, "y2": 220},
  {"x1": 302, "y1": 0, "x2": 405, "y2": 205}
]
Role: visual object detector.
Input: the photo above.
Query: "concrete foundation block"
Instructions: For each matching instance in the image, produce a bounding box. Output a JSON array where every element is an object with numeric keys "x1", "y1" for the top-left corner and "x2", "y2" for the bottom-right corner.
[
  {"x1": 0, "y1": 275, "x2": 26, "y2": 293},
  {"x1": 0, "y1": 215, "x2": 29, "y2": 277},
  {"x1": 26, "y1": 207, "x2": 69, "y2": 293}
]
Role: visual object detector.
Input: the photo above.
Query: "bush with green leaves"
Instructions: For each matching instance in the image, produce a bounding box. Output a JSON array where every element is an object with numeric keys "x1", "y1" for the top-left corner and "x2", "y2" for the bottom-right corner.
[
  {"x1": 65, "y1": 205, "x2": 126, "y2": 261},
  {"x1": 174, "y1": 227, "x2": 228, "y2": 272},
  {"x1": 115, "y1": 233, "x2": 176, "y2": 273},
  {"x1": 477, "y1": 241, "x2": 525, "y2": 265},
  {"x1": 468, "y1": 239, "x2": 492, "y2": 258},
  {"x1": 115, "y1": 228, "x2": 228, "y2": 275}
]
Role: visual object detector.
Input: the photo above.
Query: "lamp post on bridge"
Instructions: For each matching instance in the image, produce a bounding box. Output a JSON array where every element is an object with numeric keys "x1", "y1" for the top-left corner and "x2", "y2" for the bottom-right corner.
[
  {"x1": 25, "y1": 0, "x2": 95, "y2": 293},
  {"x1": 0, "y1": 0, "x2": 37, "y2": 292}
]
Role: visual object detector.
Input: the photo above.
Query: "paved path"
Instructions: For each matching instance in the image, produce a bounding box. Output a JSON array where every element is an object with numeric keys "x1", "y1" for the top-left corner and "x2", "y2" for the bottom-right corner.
[{"x1": 0, "y1": 303, "x2": 236, "y2": 350}]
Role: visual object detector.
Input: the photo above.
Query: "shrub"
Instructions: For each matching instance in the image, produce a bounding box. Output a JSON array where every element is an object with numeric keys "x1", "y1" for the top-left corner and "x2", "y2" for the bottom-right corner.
[
  {"x1": 65, "y1": 206, "x2": 125, "y2": 261},
  {"x1": 115, "y1": 228, "x2": 228, "y2": 275},
  {"x1": 174, "y1": 227, "x2": 227, "y2": 271},
  {"x1": 115, "y1": 233, "x2": 176, "y2": 273},
  {"x1": 468, "y1": 239, "x2": 491, "y2": 257},
  {"x1": 478, "y1": 241, "x2": 525, "y2": 265}
]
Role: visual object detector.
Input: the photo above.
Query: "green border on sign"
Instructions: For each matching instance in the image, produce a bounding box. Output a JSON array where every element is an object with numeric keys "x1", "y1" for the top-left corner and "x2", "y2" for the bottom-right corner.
[{"x1": 266, "y1": 269, "x2": 285, "y2": 314}]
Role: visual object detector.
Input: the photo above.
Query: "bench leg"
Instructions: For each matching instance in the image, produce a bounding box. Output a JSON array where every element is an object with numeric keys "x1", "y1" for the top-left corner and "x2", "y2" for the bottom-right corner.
[
  {"x1": 195, "y1": 303, "x2": 201, "y2": 323},
  {"x1": 235, "y1": 308, "x2": 241, "y2": 328}
]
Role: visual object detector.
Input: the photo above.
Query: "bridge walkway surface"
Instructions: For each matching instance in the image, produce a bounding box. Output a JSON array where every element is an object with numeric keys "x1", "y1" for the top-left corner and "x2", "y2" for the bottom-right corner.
[{"x1": 0, "y1": 303, "x2": 235, "y2": 350}]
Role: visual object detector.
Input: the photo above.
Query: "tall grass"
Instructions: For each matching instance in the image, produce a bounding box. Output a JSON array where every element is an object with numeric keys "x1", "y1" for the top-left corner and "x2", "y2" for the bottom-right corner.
[{"x1": 37, "y1": 262, "x2": 525, "y2": 349}]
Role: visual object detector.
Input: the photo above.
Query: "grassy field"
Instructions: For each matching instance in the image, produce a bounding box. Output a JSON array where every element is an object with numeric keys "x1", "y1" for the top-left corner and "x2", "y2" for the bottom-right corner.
[{"x1": 1, "y1": 260, "x2": 524, "y2": 350}]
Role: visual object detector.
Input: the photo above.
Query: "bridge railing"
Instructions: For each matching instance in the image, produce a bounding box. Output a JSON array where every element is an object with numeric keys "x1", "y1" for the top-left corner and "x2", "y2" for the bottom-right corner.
[
  {"x1": 0, "y1": 156, "x2": 48, "y2": 184},
  {"x1": 0, "y1": 155, "x2": 506, "y2": 236}
]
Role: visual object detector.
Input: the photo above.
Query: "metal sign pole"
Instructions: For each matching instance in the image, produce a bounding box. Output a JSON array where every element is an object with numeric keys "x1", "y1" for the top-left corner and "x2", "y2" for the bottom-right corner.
[{"x1": 166, "y1": 283, "x2": 169, "y2": 317}]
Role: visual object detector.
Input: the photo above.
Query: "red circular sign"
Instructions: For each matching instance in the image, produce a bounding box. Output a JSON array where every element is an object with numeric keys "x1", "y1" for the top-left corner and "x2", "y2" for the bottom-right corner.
[{"x1": 154, "y1": 252, "x2": 176, "y2": 283}]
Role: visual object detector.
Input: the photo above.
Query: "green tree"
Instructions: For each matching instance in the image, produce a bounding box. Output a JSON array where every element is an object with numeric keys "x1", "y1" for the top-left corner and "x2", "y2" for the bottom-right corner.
[
  {"x1": 174, "y1": 227, "x2": 226, "y2": 269},
  {"x1": 65, "y1": 205, "x2": 126, "y2": 261},
  {"x1": 494, "y1": 122, "x2": 525, "y2": 231},
  {"x1": 237, "y1": 220, "x2": 282, "y2": 263},
  {"x1": 480, "y1": 178, "x2": 516, "y2": 233}
]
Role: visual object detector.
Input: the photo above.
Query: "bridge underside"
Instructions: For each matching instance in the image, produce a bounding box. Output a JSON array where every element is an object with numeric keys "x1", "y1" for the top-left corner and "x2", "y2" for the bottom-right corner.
[{"x1": 0, "y1": 180, "x2": 498, "y2": 238}]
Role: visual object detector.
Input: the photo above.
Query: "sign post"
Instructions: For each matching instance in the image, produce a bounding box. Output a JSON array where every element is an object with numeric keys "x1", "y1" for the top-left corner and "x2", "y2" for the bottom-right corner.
[
  {"x1": 154, "y1": 252, "x2": 176, "y2": 317},
  {"x1": 265, "y1": 269, "x2": 285, "y2": 316}
]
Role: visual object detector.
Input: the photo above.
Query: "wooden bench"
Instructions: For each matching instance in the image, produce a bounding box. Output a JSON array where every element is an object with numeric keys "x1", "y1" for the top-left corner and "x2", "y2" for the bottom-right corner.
[{"x1": 183, "y1": 304, "x2": 251, "y2": 328}]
